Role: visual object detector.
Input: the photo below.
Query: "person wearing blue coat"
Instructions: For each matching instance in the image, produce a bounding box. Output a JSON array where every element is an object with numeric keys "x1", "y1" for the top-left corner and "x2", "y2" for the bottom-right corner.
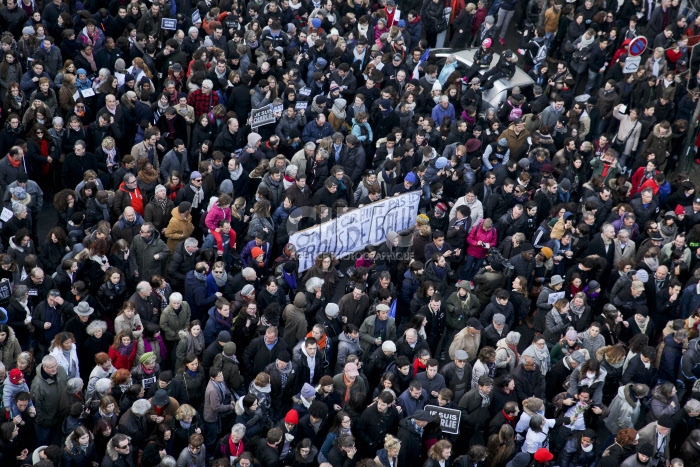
[
  {"x1": 203, "y1": 299, "x2": 234, "y2": 346},
  {"x1": 301, "y1": 115, "x2": 334, "y2": 144},
  {"x1": 184, "y1": 262, "x2": 219, "y2": 322},
  {"x1": 680, "y1": 282, "x2": 700, "y2": 319}
]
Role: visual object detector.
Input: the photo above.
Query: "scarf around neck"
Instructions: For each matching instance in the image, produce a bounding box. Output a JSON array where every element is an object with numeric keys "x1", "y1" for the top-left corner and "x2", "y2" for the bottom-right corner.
[{"x1": 570, "y1": 300, "x2": 585, "y2": 317}]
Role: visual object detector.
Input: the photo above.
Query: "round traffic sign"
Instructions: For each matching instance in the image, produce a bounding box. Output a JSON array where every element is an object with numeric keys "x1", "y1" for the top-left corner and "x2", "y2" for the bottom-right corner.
[{"x1": 628, "y1": 36, "x2": 648, "y2": 56}]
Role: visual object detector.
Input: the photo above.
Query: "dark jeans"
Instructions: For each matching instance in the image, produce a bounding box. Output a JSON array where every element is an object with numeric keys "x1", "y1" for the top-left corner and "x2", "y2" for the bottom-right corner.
[
  {"x1": 462, "y1": 256, "x2": 485, "y2": 281},
  {"x1": 204, "y1": 420, "x2": 219, "y2": 458},
  {"x1": 36, "y1": 423, "x2": 60, "y2": 446}
]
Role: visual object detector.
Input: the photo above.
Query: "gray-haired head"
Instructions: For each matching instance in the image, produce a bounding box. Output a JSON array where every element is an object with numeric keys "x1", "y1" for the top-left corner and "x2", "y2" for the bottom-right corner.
[
  {"x1": 95, "y1": 377, "x2": 112, "y2": 395},
  {"x1": 12, "y1": 284, "x2": 27, "y2": 299},
  {"x1": 158, "y1": 456, "x2": 177, "y2": 467},
  {"x1": 231, "y1": 423, "x2": 246, "y2": 436},
  {"x1": 86, "y1": 320, "x2": 108, "y2": 336},
  {"x1": 184, "y1": 237, "x2": 198, "y2": 248},
  {"x1": 42, "y1": 355, "x2": 57, "y2": 367},
  {"x1": 131, "y1": 399, "x2": 151, "y2": 416},
  {"x1": 304, "y1": 142, "x2": 316, "y2": 151},
  {"x1": 242, "y1": 268, "x2": 256, "y2": 279},
  {"x1": 13, "y1": 204, "x2": 26, "y2": 215},
  {"x1": 169, "y1": 292, "x2": 183, "y2": 304},
  {"x1": 67, "y1": 377, "x2": 84, "y2": 393},
  {"x1": 686, "y1": 398, "x2": 700, "y2": 415},
  {"x1": 52, "y1": 116, "x2": 64, "y2": 126}
]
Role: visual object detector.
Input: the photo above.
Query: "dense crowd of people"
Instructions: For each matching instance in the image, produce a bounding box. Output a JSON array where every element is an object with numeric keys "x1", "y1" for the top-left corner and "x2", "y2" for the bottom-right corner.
[{"x1": 1, "y1": 0, "x2": 700, "y2": 465}]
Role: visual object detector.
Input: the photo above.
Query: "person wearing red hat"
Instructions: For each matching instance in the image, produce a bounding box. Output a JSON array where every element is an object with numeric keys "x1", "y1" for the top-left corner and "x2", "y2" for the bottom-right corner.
[
  {"x1": 426, "y1": 198, "x2": 450, "y2": 232},
  {"x1": 533, "y1": 447, "x2": 554, "y2": 464},
  {"x1": 247, "y1": 246, "x2": 267, "y2": 277},
  {"x1": 4, "y1": 367, "x2": 34, "y2": 418}
]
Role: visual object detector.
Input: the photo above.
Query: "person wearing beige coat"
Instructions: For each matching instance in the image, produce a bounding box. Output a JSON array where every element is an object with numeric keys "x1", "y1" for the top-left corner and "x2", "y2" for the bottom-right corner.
[
  {"x1": 130, "y1": 134, "x2": 160, "y2": 176},
  {"x1": 159, "y1": 293, "x2": 191, "y2": 355},
  {"x1": 614, "y1": 235, "x2": 636, "y2": 264}
]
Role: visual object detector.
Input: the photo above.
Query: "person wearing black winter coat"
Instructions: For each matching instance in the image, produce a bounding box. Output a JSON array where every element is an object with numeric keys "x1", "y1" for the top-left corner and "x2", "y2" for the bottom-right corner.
[
  {"x1": 511, "y1": 358, "x2": 546, "y2": 401},
  {"x1": 168, "y1": 240, "x2": 199, "y2": 291},
  {"x1": 559, "y1": 430, "x2": 598, "y2": 467},
  {"x1": 657, "y1": 331, "x2": 685, "y2": 383},
  {"x1": 243, "y1": 330, "x2": 289, "y2": 379},
  {"x1": 397, "y1": 415, "x2": 429, "y2": 467},
  {"x1": 395, "y1": 332, "x2": 431, "y2": 362},
  {"x1": 255, "y1": 436, "x2": 282, "y2": 467},
  {"x1": 356, "y1": 393, "x2": 401, "y2": 457},
  {"x1": 621, "y1": 350, "x2": 658, "y2": 387},
  {"x1": 485, "y1": 185, "x2": 513, "y2": 221}
]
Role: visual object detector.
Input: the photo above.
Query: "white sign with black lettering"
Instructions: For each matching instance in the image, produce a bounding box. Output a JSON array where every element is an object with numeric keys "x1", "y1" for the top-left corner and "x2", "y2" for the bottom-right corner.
[
  {"x1": 290, "y1": 191, "x2": 421, "y2": 271},
  {"x1": 622, "y1": 56, "x2": 641, "y2": 73}
]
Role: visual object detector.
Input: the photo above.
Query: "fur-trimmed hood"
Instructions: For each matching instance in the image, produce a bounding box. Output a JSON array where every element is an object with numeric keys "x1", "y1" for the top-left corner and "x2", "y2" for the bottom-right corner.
[
  {"x1": 65, "y1": 431, "x2": 94, "y2": 452},
  {"x1": 0, "y1": 325, "x2": 17, "y2": 343},
  {"x1": 105, "y1": 437, "x2": 126, "y2": 461},
  {"x1": 596, "y1": 345, "x2": 626, "y2": 365},
  {"x1": 652, "y1": 123, "x2": 671, "y2": 140}
]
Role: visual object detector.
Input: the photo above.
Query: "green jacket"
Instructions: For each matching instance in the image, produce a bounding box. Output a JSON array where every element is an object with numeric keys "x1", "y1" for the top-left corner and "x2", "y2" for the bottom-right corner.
[
  {"x1": 589, "y1": 158, "x2": 622, "y2": 186},
  {"x1": 445, "y1": 291, "x2": 480, "y2": 330},
  {"x1": 30, "y1": 364, "x2": 67, "y2": 427},
  {"x1": 359, "y1": 315, "x2": 397, "y2": 355},
  {"x1": 159, "y1": 301, "x2": 192, "y2": 342}
]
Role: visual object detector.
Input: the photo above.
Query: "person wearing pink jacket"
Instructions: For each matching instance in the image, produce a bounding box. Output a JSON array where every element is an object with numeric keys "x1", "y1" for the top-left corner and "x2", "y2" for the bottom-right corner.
[
  {"x1": 463, "y1": 218, "x2": 498, "y2": 281},
  {"x1": 204, "y1": 194, "x2": 232, "y2": 232}
]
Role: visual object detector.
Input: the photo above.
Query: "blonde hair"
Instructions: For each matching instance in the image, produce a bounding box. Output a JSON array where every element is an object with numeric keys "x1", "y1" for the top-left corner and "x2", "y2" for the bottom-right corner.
[
  {"x1": 175, "y1": 404, "x2": 197, "y2": 420},
  {"x1": 102, "y1": 136, "x2": 115, "y2": 149},
  {"x1": 384, "y1": 434, "x2": 401, "y2": 451}
]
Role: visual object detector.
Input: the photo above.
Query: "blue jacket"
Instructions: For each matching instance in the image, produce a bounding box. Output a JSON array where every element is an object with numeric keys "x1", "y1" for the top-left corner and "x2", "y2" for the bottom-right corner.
[
  {"x1": 301, "y1": 120, "x2": 334, "y2": 144},
  {"x1": 658, "y1": 333, "x2": 684, "y2": 382},
  {"x1": 240, "y1": 239, "x2": 271, "y2": 268},
  {"x1": 431, "y1": 102, "x2": 455, "y2": 126},
  {"x1": 203, "y1": 306, "x2": 233, "y2": 346},
  {"x1": 396, "y1": 388, "x2": 428, "y2": 416},
  {"x1": 680, "y1": 284, "x2": 700, "y2": 319},
  {"x1": 183, "y1": 271, "x2": 217, "y2": 321},
  {"x1": 399, "y1": 269, "x2": 421, "y2": 305}
]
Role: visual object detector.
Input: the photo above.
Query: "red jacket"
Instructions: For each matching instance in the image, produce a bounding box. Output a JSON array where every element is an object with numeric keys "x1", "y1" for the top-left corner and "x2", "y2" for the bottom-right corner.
[
  {"x1": 466, "y1": 220, "x2": 498, "y2": 259},
  {"x1": 109, "y1": 344, "x2": 137, "y2": 370},
  {"x1": 630, "y1": 167, "x2": 658, "y2": 196}
]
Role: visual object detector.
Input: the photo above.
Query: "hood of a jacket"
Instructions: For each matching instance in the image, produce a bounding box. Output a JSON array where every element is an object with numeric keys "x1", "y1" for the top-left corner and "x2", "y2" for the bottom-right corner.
[
  {"x1": 338, "y1": 332, "x2": 357, "y2": 345},
  {"x1": 507, "y1": 452, "x2": 532, "y2": 467},
  {"x1": 652, "y1": 123, "x2": 671, "y2": 140},
  {"x1": 489, "y1": 294, "x2": 507, "y2": 310}
]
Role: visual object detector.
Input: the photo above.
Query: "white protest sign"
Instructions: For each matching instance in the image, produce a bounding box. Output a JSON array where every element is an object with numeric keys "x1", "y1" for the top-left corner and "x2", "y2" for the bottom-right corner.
[
  {"x1": 295, "y1": 101, "x2": 308, "y2": 110},
  {"x1": 0, "y1": 207, "x2": 12, "y2": 222},
  {"x1": 251, "y1": 105, "x2": 276, "y2": 129},
  {"x1": 425, "y1": 405, "x2": 461, "y2": 434},
  {"x1": 290, "y1": 191, "x2": 421, "y2": 271},
  {"x1": 547, "y1": 291, "x2": 566, "y2": 304},
  {"x1": 622, "y1": 56, "x2": 641, "y2": 73}
]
